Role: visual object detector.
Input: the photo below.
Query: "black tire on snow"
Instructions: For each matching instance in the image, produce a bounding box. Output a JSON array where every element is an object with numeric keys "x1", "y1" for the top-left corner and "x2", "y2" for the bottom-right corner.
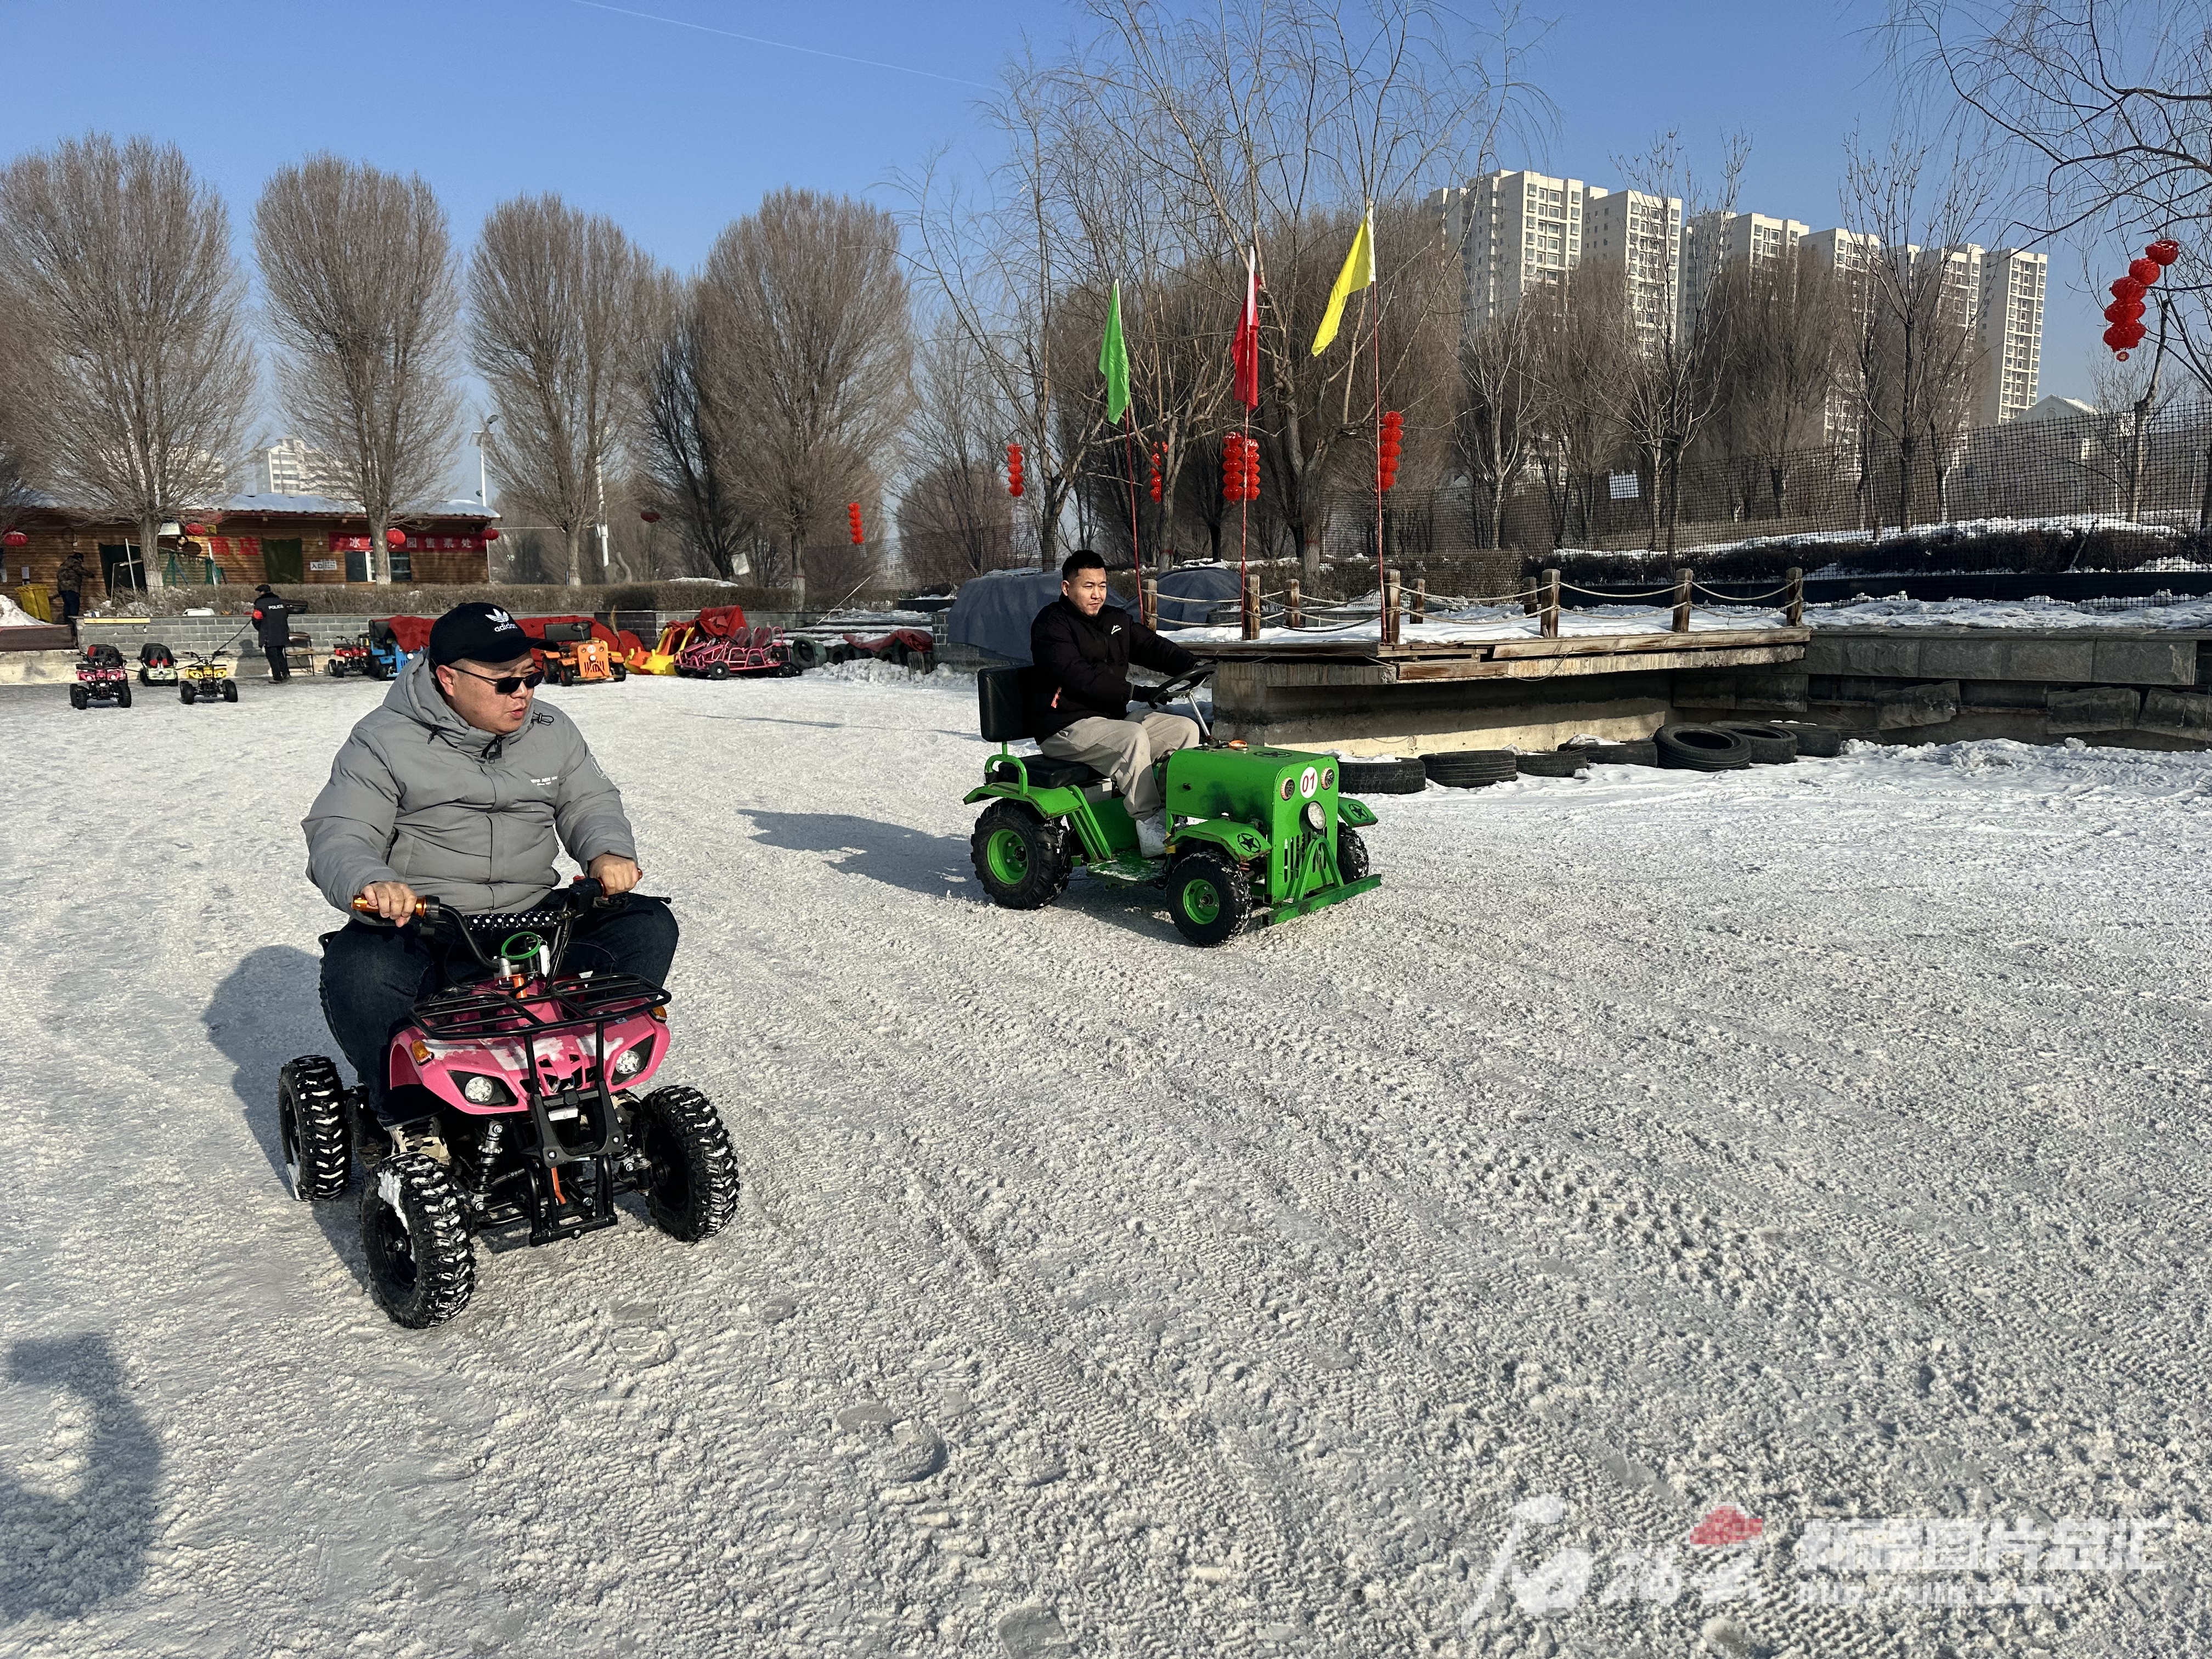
[
  {"x1": 179, "y1": 682, "x2": 195, "y2": 705},
  {"x1": 1339, "y1": 756, "x2": 1428, "y2": 795},
  {"x1": 70, "y1": 684, "x2": 88, "y2": 710},
  {"x1": 1336, "y1": 826, "x2": 1371, "y2": 884},
  {"x1": 1514, "y1": 750, "x2": 1586, "y2": 778},
  {"x1": 221, "y1": 679, "x2": 238, "y2": 703},
  {"x1": 1655, "y1": 724, "x2": 1754, "y2": 772},
  {"x1": 970, "y1": 799, "x2": 1072, "y2": 910},
  {"x1": 707, "y1": 664, "x2": 728, "y2": 681},
  {"x1": 360, "y1": 1153, "x2": 476, "y2": 1328},
  {"x1": 278, "y1": 1056, "x2": 353, "y2": 1200},
  {"x1": 1422, "y1": 749, "x2": 1517, "y2": 788},
  {"x1": 631, "y1": 1086, "x2": 741, "y2": 1242},
  {"x1": 1714, "y1": 721, "x2": 1797, "y2": 764},
  {"x1": 1771, "y1": 720, "x2": 1844, "y2": 759},
  {"x1": 612, "y1": 661, "x2": 627, "y2": 681},
  {"x1": 1166, "y1": 848, "x2": 1252, "y2": 946},
  {"x1": 1562, "y1": 738, "x2": 1660, "y2": 766}
]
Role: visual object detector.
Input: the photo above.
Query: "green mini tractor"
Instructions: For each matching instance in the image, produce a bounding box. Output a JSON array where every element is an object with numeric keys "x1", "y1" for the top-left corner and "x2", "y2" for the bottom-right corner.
[{"x1": 964, "y1": 665, "x2": 1380, "y2": 946}]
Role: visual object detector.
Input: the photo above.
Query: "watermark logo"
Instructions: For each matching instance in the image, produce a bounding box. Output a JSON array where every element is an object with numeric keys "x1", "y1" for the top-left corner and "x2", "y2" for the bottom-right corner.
[{"x1": 1461, "y1": 1496, "x2": 2170, "y2": 1629}]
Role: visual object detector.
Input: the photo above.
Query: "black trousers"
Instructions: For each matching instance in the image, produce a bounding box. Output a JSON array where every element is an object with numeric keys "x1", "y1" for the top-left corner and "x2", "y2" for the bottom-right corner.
[
  {"x1": 58, "y1": 590, "x2": 81, "y2": 629},
  {"x1": 264, "y1": 643, "x2": 290, "y2": 681},
  {"x1": 318, "y1": 897, "x2": 679, "y2": 1104}
]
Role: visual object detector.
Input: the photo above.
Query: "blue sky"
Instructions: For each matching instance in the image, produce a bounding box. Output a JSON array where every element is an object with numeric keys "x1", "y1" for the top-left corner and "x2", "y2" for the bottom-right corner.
[{"x1": 0, "y1": 0, "x2": 2100, "y2": 408}]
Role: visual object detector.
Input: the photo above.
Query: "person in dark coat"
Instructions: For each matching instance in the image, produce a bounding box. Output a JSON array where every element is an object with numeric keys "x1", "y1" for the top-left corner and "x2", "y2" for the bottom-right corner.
[
  {"x1": 54, "y1": 550, "x2": 86, "y2": 635},
  {"x1": 1028, "y1": 549, "x2": 1203, "y2": 856},
  {"x1": 251, "y1": 583, "x2": 294, "y2": 681}
]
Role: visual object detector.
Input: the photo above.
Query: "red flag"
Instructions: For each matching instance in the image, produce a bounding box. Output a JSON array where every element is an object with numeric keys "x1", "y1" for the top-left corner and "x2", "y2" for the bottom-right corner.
[{"x1": 1231, "y1": 247, "x2": 1260, "y2": 409}]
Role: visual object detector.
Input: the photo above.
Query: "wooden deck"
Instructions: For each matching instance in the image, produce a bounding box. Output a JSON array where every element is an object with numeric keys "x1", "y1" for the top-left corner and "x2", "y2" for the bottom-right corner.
[{"x1": 1188, "y1": 627, "x2": 1809, "y2": 685}]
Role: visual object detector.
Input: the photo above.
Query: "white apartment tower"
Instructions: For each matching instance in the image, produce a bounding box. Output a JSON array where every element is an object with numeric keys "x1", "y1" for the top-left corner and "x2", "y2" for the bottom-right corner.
[
  {"x1": 1978, "y1": 249, "x2": 2047, "y2": 424},
  {"x1": 1431, "y1": 170, "x2": 1588, "y2": 326},
  {"x1": 252, "y1": 435, "x2": 344, "y2": 498},
  {"x1": 1581, "y1": 187, "x2": 1684, "y2": 349},
  {"x1": 1679, "y1": 211, "x2": 1809, "y2": 331}
]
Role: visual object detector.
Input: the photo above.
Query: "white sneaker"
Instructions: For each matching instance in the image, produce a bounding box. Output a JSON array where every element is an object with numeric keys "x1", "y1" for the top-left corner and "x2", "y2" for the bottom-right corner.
[{"x1": 1135, "y1": 812, "x2": 1169, "y2": 857}]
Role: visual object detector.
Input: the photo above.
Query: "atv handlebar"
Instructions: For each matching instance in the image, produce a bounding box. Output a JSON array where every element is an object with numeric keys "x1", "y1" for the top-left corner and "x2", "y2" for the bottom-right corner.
[{"x1": 351, "y1": 876, "x2": 609, "y2": 928}]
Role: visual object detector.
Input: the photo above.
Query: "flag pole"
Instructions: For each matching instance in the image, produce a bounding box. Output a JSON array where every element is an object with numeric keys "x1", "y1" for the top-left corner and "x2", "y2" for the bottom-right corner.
[
  {"x1": 1367, "y1": 201, "x2": 1387, "y2": 645},
  {"x1": 1122, "y1": 421, "x2": 1143, "y2": 595}
]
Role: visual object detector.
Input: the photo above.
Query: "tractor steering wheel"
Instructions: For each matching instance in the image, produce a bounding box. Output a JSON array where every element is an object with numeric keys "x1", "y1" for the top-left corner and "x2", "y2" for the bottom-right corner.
[{"x1": 1140, "y1": 666, "x2": 1213, "y2": 707}]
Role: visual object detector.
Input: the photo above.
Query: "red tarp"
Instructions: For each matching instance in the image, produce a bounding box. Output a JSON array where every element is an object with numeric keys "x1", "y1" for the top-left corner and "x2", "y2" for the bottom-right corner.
[
  {"x1": 693, "y1": 605, "x2": 749, "y2": 639},
  {"x1": 374, "y1": 615, "x2": 435, "y2": 653}
]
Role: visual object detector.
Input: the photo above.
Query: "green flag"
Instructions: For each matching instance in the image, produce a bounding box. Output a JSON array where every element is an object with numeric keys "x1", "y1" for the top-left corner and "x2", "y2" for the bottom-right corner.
[{"x1": 1098, "y1": 280, "x2": 1131, "y2": 424}]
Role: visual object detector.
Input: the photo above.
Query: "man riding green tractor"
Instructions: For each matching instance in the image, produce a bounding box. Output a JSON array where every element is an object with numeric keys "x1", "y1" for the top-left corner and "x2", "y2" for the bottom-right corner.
[{"x1": 966, "y1": 551, "x2": 1380, "y2": 945}]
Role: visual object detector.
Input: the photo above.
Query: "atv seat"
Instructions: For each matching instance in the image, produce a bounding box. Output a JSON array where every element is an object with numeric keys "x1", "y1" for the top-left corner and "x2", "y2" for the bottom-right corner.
[{"x1": 986, "y1": 754, "x2": 1103, "y2": 790}]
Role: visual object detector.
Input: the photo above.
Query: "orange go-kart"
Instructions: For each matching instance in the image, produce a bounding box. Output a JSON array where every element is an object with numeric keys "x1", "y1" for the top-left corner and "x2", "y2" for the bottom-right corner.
[{"x1": 531, "y1": 619, "x2": 628, "y2": 687}]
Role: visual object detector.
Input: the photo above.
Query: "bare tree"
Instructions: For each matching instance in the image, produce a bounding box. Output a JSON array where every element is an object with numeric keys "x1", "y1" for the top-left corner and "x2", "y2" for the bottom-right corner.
[
  {"x1": 0, "y1": 292, "x2": 46, "y2": 539},
  {"x1": 1841, "y1": 127, "x2": 1999, "y2": 532},
  {"x1": 635, "y1": 269, "x2": 758, "y2": 580},
  {"x1": 1458, "y1": 304, "x2": 1544, "y2": 549},
  {"x1": 1526, "y1": 263, "x2": 1634, "y2": 548},
  {"x1": 1703, "y1": 248, "x2": 1848, "y2": 521},
  {"x1": 699, "y1": 188, "x2": 913, "y2": 597},
  {"x1": 900, "y1": 312, "x2": 1017, "y2": 586},
  {"x1": 255, "y1": 155, "x2": 460, "y2": 584},
  {"x1": 469, "y1": 195, "x2": 656, "y2": 587},
  {"x1": 0, "y1": 133, "x2": 254, "y2": 589}
]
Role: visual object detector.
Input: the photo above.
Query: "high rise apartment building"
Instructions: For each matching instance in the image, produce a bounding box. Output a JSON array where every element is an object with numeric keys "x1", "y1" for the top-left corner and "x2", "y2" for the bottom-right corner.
[
  {"x1": 252, "y1": 435, "x2": 345, "y2": 499},
  {"x1": 1580, "y1": 188, "x2": 1684, "y2": 349},
  {"x1": 1679, "y1": 211, "x2": 1809, "y2": 330},
  {"x1": 1978, "y1": 249, "x2": 2047, "y2": 425},
  {"x1": 1430, "y1": 171, "x2": 1587, "y2": 326}
]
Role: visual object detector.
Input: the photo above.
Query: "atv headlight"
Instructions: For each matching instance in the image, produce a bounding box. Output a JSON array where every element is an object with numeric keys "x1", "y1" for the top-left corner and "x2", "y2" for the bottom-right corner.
[
  {"x1": 1305, "y1": 801, "x2": 1325, "y2": 833},
  {"x1": 611, "y1": 1039, "x2": 653, "y2": 1081},
  {"x1": 458, "y1": 1072, "x2": 513, "y2": 1105}
]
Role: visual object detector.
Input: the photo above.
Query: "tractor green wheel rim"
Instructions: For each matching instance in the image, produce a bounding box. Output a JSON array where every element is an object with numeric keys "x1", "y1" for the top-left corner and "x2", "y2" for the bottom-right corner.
[
  {"x1": 1179, "y1": 877, "x2": 1221, "y2": 925},
  {"x1": 985, "y1": 827, "x2": 1031, "y2": 886}
]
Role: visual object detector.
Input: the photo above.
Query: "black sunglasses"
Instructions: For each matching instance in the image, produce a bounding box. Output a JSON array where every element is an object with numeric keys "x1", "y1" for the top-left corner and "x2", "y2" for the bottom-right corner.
[{"x1": 449, "y1": 664, "x2": 546, "y2": 695}]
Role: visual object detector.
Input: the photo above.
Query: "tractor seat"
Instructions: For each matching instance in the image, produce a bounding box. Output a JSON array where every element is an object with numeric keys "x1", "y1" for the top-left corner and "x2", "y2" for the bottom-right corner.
[{"x1": 988, "y1": 754, "x2": 1103, "y2": 790}]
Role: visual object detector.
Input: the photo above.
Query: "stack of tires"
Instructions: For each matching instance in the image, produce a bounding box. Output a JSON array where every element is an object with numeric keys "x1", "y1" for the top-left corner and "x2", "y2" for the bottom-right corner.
[
  {"x1": 1337, "y1": 755, "x2": 1428, "y2": 794},
  {"x1": 1561, "y1": 738, "x2": 1659, "y2": 766}
]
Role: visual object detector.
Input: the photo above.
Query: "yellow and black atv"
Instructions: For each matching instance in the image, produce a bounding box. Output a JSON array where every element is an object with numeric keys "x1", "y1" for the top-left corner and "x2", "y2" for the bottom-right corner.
[{"x1": 178, "y1": 650, "x2": 239, "y2": 706}]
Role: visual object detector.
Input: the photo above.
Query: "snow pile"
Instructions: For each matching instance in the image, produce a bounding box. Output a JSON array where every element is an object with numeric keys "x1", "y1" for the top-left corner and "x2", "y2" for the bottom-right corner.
[
  {"x1": 0, "y1": 592, "x2": 42, "y2": 627},
  {"x1": 1177, "y1": 603, "x2": 1788, "y2": 647},
  {"x1": 1556, "y1": 512, "x2": 2183, "y2": 567},
  {"x1": 803, "y1": 656, "x2": 961, "y2": 685},
  {"x1": 1, "y1": 673, "x2": 2204, "y2": 1656},
  {"x1": 1804, "y1": 592, "x2": 2212, "y2": 630}
]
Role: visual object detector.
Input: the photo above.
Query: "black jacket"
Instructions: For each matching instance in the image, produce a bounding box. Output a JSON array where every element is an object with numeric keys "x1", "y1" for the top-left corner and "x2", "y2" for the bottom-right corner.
[
  {"x1": 1028, "y1": 597, "x2": 1200, "y2": 737},
  {"x1": 251, "y1": 593, "x2": 292, "y2": 647}
]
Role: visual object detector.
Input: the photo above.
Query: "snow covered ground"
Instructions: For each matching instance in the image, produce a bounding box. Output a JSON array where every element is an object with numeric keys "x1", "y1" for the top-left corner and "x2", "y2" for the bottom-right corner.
[{"x1": 3, "y1": 671, "x2": 2209, "y2": 1658}]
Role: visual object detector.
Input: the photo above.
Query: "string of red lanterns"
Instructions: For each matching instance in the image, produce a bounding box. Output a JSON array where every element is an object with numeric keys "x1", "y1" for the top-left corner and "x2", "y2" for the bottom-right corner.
[
  {"x1": 1147, "y1": 443, "x2": 1165, "y2": 504},
  {"x1": 1005, "y1": 442, "x2": 1025, "y2": 499},
  {"x1": 846, "y1": 502, "x2": 865, "y2": 545},
  {"x1": 1221, "y1": 433, "x2": 1259, "y2": 503},
  {"x1": 1377, "y1": 410, "x2": 1404, "y2": 493},
  {"x1": 2103, "y1": 239, "x2": 2179, "y2": 362}
]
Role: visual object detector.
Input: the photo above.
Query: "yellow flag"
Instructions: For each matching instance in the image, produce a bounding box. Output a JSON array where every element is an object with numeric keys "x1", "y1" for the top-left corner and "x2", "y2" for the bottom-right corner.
[{"x1": 1308, "y1": 212, "x2": 1374, "y2": 356}]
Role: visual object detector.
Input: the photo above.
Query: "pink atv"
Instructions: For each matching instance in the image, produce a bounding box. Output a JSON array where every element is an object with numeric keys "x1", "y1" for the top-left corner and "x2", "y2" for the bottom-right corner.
[{"x1": 277, "y1": 878, "x2": 740, "y2": 1327}]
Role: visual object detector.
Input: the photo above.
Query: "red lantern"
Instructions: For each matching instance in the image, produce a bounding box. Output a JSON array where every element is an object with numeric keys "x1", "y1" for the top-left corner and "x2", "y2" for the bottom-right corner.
[
  {"x1": 1147, "y1": 443, "x2": 1164, "y2": 504},
  {"x1": 2, "y1": 529, "x2": 25, "y2": 548},
  {"x1": 183, "y1": 522, "x2": 207, "y2": 537},
  {"x1": 2103, "y1": 324, "x2": 2130, "y2": 351},
  {"x1": 2147, "y1": 239, "x2": 2180, "y2": 267},
  {"x1": 2129, "y1": 257, "x2": 2162, "y2": 286},
  {"x1": 640, "y1": 510, "x2": 662, "y2": 524},
  {"x1": 1006, "y1": 442, "x2": 1024, "y2": 498},
  {"x1": 385, "y1": 528, "x2": 406, "y2": 548},
  {"x1": 1378, "y1": 409, "x2": 1403, "y2": 492},
  {"x1": 2111, "y1": 276, "x2": 2146, "y2": 303},
  {"x1": 846, "y1": 503, "x2": 864, "y2": 545},
  {"x1": 2104, "y1": 298, "x2": 2145, "y2": 323},
  {"x1": 481, "y1": 526, "x2": 499, "y2": 541}
]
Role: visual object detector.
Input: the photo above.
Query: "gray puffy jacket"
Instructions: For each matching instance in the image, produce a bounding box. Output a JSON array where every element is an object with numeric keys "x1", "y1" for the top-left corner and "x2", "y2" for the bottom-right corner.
[{"x1": 303, "y1": 654, "x2": 639, "y2": 916}]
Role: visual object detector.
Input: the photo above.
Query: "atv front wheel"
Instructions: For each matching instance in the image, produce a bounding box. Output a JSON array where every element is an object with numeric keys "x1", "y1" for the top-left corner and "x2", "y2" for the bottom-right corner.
[
  {"x1": 278, "y1": 1056, "x2": 353, "y2": 1200},
  {"x1": 70, "y1": 684, "x2": 88, "y2": 710},
  {"x1": 1167, "y1": 849, "x2": 1252, "y2": 946},
  {"x1": 1335, "y1": 826, "x2": 1370, "y2": 884},
  {"x1": 631, "y1": 1086, "x2": 741, "y2": 1242},
  {"x1": 116, "y1": 681, "x2": 132, "y2": 709},
  {"x1": 220, "y1": 679, "x2": 238, "y2": 703},
  {"x1": 179, "y1": 682, "x2": 195, "y2": 705},
  {"x1": 362, "y1": 1154, "x2": 476, "y2": 1328},
  {"x1": 970, "y1": 800, "x2": 1071, "y2": 910}
]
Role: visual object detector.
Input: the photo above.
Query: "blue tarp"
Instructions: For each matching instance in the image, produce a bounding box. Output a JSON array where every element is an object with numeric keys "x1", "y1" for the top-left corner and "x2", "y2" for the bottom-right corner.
[{"x1": 950, "y1": 562, "x2": 1248, "y2": 663}]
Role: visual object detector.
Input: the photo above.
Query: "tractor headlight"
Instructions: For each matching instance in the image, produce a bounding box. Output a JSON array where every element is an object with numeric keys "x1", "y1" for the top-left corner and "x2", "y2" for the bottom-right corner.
[
  {"x1": 1304, "y1": 801, "x2": 1326, "y2": 833},
  {"x1": 1278, "y1": 777, "x2": 1294, "y2": 800},
  {"x1": 1322, "y1": 766, "x2": 1335, "y2": 790},
  {"x1": 611, "y1": 1039, "x2": 653, "y2": 1081},
  {"x1": 458, "y1": 1071, "x2": 513, "y2": 1105}
]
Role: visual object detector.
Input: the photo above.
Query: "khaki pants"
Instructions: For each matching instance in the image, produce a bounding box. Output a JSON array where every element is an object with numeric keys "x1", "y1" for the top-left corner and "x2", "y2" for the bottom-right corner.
[{"x1": 1040, "y1": 712, "x2": 1199, "y2": 817}]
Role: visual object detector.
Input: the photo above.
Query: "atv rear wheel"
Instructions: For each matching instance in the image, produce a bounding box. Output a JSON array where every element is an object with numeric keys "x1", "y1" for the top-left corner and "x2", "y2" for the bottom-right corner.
[
  {"x1": 362, "y1": 1154, "x2": 476, "y2": 1328},
  {"x1": 631, "y1": 1086, "x2": 741, "y2": 1242},
  {"x1": 970, "y1": 800, "x2": 1071, "y2": 910},
  {"x1": 1167, "y1": 849, "x2": 1252, "y2": 946},
  {"x1": 278, "y1": 1056, "x2": 353, "y2": 1200}
]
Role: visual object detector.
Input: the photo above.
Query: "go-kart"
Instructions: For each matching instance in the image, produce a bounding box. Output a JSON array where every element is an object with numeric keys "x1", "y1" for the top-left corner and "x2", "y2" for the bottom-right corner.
[
  {"x1": 178, "y1": 650, "x2": 238, "y2": 704},
  {"x1": 277, "y1": 878, "x2": 740, "y2": 1328},
  {"x1": 137, "y1": 642, "x2": 177, "y2": 686},
  {"x1": 965, "y1": 667, "x2": 1380, "y2": 945},
  {"x1": 71, "y1": 644, "x2": 132, "y2": 710},
  {"x1": 534, "y1": 620, "x2": 627, "y2": 687}
]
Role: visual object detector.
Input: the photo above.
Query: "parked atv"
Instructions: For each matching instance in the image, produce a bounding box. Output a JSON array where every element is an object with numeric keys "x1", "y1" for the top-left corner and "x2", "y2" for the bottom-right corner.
[
  {"x1": 278, "y1": 878, "x2": 740, "y2": 1328},
  {"x1": 324, "y1": 636, "x2": 374, "y2": 678},
  {"x1": 71, "y1": 644, "x2": 132, "y2": 710},
  {"x1": 178, "y1": 650, "x2": 238, "y2": 704},
  {"x1": 137, "y1": 641, "x2": 178, "y2": 686},
  {"x1": 965, "y1": 667, "x2": 1380, "y2": 945}
]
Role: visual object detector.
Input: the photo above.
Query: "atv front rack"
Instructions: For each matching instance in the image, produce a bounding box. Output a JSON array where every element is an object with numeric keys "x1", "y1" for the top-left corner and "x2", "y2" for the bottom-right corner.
[{"x1": 413, "y1": 971, "x2": 666, "y2": 1039}]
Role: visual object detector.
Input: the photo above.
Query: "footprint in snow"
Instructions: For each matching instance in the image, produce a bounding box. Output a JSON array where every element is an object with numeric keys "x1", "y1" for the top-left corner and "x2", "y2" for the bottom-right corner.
[{"x1": 996, "y1": 1605, "x2": 1073, "y2": 1657}]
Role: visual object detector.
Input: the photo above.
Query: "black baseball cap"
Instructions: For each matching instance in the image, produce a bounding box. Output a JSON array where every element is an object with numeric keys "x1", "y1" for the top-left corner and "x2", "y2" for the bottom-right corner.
[{"x1": 429, "y1": 602, "x2": 531, "y2": 667}]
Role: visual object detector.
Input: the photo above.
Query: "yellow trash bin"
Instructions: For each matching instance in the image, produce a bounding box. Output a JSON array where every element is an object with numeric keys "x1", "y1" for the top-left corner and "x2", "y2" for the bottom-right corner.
[{"x1": 15, "y1": 584, "x2": 52, "y2": 622}]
